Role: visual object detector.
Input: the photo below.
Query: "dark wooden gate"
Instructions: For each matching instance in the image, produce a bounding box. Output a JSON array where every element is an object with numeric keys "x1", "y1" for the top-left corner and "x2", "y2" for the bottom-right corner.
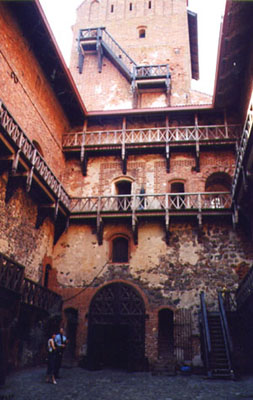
[{"x1": 87, "y1": 282, "x2": 146, "y2": 371}]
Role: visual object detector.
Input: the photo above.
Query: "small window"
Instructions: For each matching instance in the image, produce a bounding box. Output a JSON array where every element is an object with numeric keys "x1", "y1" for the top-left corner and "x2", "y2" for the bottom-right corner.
[
  {"x1": 129, "y1": 2, "x2": 132, "y2": 10},
  {"x1": 112, "y1": 237, "x2": 129, "y2": 263},
  {"x1": 148, "y1": 1, "x2": 152, "y2": 9},
  {"x1": 111, "y1": 4, "x2": 114, "y2": 12},
  {"x1": 139, "y1": 29, "x2": 146, "y2": 38}
]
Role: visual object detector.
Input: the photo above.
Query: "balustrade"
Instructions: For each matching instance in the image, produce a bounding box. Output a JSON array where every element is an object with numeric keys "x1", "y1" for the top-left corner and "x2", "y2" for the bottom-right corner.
[
  {"x1": 63, "y1": 125, "x2": 240, "y2": 149},
  {"x1": 70, "y1": 192, "x2": 232, "y2": 214},
  {"x1": 0, "y1": 253, "x2": 24, "y2": 293},
  {"x1": 21, "y1": 277, "x2": 62, "y2": 312},
  {"x1": 0, "y1": 100, "x2": 70, "y2": 209}
]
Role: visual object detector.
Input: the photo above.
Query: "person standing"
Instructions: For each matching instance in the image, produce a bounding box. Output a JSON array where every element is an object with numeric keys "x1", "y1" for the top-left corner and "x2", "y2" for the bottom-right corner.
[
  {"x1": 54, "y1": 327, "x2": 67, "y2": 379},
  {"x1": 46, "y1": 333, "x2": 57, "y2": 384}
]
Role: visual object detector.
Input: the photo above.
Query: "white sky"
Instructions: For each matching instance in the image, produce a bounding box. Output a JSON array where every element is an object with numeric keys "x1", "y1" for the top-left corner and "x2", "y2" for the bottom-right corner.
[{"x1": 39, "y1": 0, "x2": 226, "y2": 95}]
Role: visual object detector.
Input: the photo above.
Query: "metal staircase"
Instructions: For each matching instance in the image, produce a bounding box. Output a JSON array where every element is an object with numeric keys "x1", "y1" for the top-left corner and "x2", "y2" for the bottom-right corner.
[
  {"x1": 200, "y1": 292, "x2": 235, "y2": 379},
  {"x1": 78, "y1": 27, "x2": 171, "y2": 106}
]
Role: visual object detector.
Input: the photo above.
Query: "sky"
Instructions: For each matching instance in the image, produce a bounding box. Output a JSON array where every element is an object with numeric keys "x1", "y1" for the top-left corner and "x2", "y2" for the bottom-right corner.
[{"x1": 39, "y1": 0, "x2": 226, "y2": 95}]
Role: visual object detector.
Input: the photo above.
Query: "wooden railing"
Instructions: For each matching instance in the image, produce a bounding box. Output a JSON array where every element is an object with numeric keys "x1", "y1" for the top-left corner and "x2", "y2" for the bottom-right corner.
[
  {"x1": 21, "y1": 277, "x2": 62, "y2": 312},
  {"x1": 232, "y1": 92, "x2": 253, "y2": 198},
  {"x1": 134, "y1": 64, "x2": 170, "y2": 79},
  {"x1": 62, "y1": 125, "x2": 240, "y2": 149},
  {"x1": 236, "y1": 265, "x2": 253, "y2": 309},
  {"x1": 0, "y1": 253, "x2": 24, "y2": 293},
  {"x1": 70, "y1": 192, "x2": 232, "y2": 214},
  {"x1": 200, "y1": 292, "x2": 211, "y2": 376},
  {"x1": 0, "y1": 100, "x2": 70, "y2": 209}
]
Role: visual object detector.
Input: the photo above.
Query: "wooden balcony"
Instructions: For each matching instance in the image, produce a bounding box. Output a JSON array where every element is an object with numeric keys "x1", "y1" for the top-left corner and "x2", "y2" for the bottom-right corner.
[
  {"x1": 0, "y1": 252, "x2": 62, "y2": 313},
  {"x1": 0, "y1": 253, "x2": 24, "y2": 294},
  {"x1": 63, "y1": 125, "x2": 240, "y2": 152},
  {"x1": 70, "y1": 192, "x2": 233, "y2": 244},
  {"x1": 63, "y1": 125, "x2": 240, "y2": 175},
  {"x1": 0, "y1": 100, "x2": 70, "y2": 213},
  {"x1": 21, "y1": 278, "x2": 62, "y2": 313}
]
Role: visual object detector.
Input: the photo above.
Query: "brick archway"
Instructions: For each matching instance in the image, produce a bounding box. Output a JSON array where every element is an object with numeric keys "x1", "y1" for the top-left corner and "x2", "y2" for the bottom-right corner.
[{"x1": 87, "y1": 282, "x2": 146, "y2": 371}]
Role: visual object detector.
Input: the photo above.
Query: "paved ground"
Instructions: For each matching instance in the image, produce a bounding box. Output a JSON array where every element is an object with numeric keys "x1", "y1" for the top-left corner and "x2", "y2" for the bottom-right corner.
[{"x1": 1, "y1": 366, "x2": 253, "y2": 400}]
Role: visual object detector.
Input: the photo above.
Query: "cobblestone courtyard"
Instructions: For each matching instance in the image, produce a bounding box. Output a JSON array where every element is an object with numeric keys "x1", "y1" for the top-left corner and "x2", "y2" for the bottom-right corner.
[{"x1": 1, "y1": 367, "x2": 253, "y2": 400}]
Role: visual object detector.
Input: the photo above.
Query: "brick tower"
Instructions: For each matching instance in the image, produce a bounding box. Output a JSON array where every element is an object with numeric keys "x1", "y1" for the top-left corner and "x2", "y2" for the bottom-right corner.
[{"x1": 70, "y1": 0, "x2": 209, "y2": 110}]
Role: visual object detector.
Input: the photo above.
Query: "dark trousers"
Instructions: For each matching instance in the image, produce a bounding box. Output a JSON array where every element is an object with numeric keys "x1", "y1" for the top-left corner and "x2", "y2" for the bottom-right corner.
[
  {"x1": 54, "y1": 349, "x2": 63, "y2": 377},
  {"x1": 47, "y1": 351, "x2": 56, "y2": 376}
]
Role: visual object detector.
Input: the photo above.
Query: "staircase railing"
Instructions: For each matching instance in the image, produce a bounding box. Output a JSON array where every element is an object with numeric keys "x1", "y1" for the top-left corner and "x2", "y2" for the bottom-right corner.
[
  {"x1": 236, "y1": 265, "x2": 253, "y2": 309},
  {"x1": 200, "y1": 292, "x2": 211, "y2": 376},
  {"x1": 218, "y1": 291, "x2": 234, "y2": 376}
]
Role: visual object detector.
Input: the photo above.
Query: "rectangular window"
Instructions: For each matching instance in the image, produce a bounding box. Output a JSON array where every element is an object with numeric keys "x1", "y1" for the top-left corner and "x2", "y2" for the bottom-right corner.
[
  {"x1": 148, "y1": 1, "x2": 152, "y2": 9},
  {"x1": 111, "y1": 4, "x2": 114, "y2": 12},
  {"x1": 129, "y1": 2, "x2": 132, "y2": 10}
]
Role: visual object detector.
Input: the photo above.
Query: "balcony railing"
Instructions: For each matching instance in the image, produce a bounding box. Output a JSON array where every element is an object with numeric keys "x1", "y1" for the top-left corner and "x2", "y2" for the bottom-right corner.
[
  {"x1": 0, "y1": 253, "x2": 24, "y2": 293},
  {"x1": 62, "y1": 125, "x2": 240, "y2": 149},
  {"x1": 21, "y1": 278, "x2": 62, "y2": 312},
  {"x1": 0, "y1": 100, "x2": 70, "y2": 209},
  {"x1": 70, "y1": 192, "x2": 232, "y2": 214}
]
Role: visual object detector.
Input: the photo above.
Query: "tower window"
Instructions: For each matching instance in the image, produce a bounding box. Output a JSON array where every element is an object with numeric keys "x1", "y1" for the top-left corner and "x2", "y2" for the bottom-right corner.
[
  {"x1": 148, "y1": 1, "x2": 152, "y2": 9},
  {"x1": 112, "y1": 237, "x2": 129, "y2": 263},
  {"x1": 129, "y1": 2, "x2": 132, "y2": 10},
  {"x1": 139, "y1": 29, "x2": 146, "y2": 38},
  {"x1": 111, "y1": 4, "x2": 114, "y2": 12}
]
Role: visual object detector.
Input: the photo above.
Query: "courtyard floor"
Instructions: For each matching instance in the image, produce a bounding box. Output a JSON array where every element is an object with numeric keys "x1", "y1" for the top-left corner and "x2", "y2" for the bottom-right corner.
[{"x1": 1, "y1": 366, "x2": 253, "y2": 400}]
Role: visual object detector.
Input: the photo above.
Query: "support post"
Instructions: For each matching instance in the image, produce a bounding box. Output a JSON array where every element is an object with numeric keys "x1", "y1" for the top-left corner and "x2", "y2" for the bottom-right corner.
[
  {"x1": 165, "y1": 195, "x2": 170, "y2": 245},
  {"x1": 96, "y1": 197, "x2": 103, "y2": 245},
  {"x1": 97, "y1": 28, "x2": 104, "y2": 73},
  {"x1": 132, "y1": 194, "x2": 138, "y2": 244},
  {"x1": 121, "y1": 117, "x2": 127, "y2": 175}
]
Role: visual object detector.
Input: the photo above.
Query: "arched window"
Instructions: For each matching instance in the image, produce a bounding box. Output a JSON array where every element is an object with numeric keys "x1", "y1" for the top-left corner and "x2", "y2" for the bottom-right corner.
[
  {"x1": 148, "y1": 1, "x2": 152, "y2": 9},
  {"x1": 44, "y1": 264, "x2": 51, "y2": 288},
  {"x1": 129, "y1": 2, "x2": 133, "y2": 10},
  {"x1": 112, "y1": 236, "x2": 129, "y2": 263}
]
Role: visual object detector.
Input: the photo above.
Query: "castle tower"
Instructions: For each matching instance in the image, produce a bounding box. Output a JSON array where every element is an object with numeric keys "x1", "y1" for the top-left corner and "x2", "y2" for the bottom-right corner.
[{"x1": 69, "y1": 0, "x2": 206, "y2": 110}]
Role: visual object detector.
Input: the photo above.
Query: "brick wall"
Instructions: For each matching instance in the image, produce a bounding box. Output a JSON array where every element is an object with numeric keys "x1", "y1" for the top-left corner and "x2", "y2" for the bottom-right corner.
[{"x1": 0, "y1": 4, "x2": 69, "y2": 180}]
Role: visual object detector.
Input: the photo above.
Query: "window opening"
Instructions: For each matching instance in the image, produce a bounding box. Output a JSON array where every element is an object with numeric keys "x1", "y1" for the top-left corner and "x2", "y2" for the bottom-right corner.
[
  {"x1": 111, "y1": 4, "x2": 114, "y2": 12},
  {"x1": 148, "y1": 1, "x2": 152, "y2": 9},
  {"x1": 129, "y1": 2, "x2": 132, "y2": 10},
  {"x1": 112, "y1": 237, "x2": 129, "y2": 263},
  {"x1": 139, "y1": 29, "x2": 146, "y2": 38}
]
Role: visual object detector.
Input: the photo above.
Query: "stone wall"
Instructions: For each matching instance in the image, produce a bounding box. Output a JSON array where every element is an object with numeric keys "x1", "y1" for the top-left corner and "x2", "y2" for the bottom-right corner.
[{"x1": 0, "y1": 174, "x2": 54, "y2": 283}]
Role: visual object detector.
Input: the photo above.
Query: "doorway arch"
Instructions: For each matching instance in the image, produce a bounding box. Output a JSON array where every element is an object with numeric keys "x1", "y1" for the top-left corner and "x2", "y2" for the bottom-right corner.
[{"x1": 87, "y1": 282, "x2": 146, "y2": 371}]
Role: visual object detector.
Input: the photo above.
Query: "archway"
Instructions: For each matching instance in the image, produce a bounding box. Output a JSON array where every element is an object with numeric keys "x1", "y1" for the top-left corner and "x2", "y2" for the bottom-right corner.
[
  {"x1": 158, "y1": 308, "x2": 174, "y2": 359},
  {"x1": 87, "y1": 282, "x2": 146, "y2": 371}
]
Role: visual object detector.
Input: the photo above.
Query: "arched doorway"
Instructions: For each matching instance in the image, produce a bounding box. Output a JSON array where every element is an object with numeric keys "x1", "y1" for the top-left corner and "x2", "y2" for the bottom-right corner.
[
  {"x1": 87, "y1": 282, "x2": 146, "y2": 371},
  {"x1": 115, "y1": 180, "x2": 132, "y2": 211},
  {"x1": 158, "y1": 308, "x2": 174, "y2": 359}
]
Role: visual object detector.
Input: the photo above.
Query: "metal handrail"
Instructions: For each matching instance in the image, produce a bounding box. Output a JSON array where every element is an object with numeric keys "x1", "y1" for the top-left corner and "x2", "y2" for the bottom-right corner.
[
  {"x1": 200, "y1": 292, "x2": 211, "y2": 375},
  {"x1": 218, "y1": 292, "x2": 234, "y2": 375}
]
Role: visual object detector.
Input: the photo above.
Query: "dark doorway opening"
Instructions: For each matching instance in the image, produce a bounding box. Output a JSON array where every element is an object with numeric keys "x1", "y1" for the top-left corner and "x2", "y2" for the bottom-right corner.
[
  {"x1": 87, "y1": 282, "x2": 146, "y2": 371},
  {"x1": 158, "y1": 308, "x2": 174, "y2": 358},
  {"x1": 115, "y1": 180, "x2": 132, "y2": 211},
  {"x1": 170, "y1": 182, "x2": 185, "y2": 209},
  {"x1": 64, "y1": 308, "x2": 78, "y2": 358}
]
